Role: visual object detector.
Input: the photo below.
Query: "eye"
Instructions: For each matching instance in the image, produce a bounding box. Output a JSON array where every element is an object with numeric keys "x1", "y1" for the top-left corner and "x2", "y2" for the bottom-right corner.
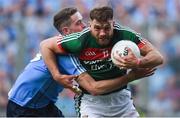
[
  {"x1": 94, "y1": 26, "x2": 101, "y2": 30},
  {"x1": 76, "y1": 20, "x2": 82, "y2": 25},
  {"x1": 104, "y1": 26, "x2": 111, "y2": 31}
]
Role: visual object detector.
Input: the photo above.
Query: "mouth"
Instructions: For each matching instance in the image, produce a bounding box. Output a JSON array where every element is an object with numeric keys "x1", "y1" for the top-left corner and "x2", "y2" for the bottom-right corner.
[
  {"x1": 99, "y1": 36, "x2": 109, "y2": 40},
  {"x1": 98, "y1": 38, "x2": 111, "y2": 46},
  {"x1": 99, "y1": 37, "x2": 111, "y2": 41}
]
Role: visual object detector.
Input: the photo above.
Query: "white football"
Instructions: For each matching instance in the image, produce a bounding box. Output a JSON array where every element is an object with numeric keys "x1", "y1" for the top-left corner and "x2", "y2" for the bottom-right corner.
[{"x1": 111, "y1": 40, "x2": 140, "y2": 66}]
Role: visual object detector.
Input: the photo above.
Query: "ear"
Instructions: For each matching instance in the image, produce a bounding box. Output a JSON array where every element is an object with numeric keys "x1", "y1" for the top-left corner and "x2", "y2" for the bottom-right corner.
[
  {"x1": 62, "y1": 27, "x2": 70, "y2": 35},
  {"x1": 89, "y1": 21, "x2": 93, "y2": 28},
  {"x1": 88, "y1": 21, "x2": 91, "y2": 27}
]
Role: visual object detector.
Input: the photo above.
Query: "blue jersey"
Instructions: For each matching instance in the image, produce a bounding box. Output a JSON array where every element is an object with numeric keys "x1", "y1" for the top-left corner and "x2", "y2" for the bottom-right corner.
[{"x1": 8, "y1": 53, "x2": 86, "y2": 108}]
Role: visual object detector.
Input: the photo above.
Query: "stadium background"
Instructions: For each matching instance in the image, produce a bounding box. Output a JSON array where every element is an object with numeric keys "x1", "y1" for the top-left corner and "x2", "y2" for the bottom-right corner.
[{"x1": 0, "y1": 0, "x2": 180, "y2": 117}]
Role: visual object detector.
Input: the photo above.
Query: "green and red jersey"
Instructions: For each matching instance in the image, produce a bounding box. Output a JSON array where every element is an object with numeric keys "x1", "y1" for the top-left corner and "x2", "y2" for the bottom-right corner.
[{"x1": 57, "y1": 23, "x2": 145, "y2": 81}]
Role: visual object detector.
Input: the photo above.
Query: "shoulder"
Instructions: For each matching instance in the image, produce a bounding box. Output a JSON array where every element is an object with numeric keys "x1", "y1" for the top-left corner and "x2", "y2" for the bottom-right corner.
[
  {"x1": 60, "y1": 28, "x2": 90, "y2": 53},
  {"x1": 45, "y1": 35, "x2": 61, "y2": 40},
  {"x1": 114, "y1": 22, "x2": 142, "y2": 39},
  {"x1": 62, "y1": 28, "x2": 90, "y2": 42}
]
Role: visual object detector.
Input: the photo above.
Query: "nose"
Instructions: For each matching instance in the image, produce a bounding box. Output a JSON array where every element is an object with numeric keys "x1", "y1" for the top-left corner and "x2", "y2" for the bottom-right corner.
[{"x1": 99, "y1": 29, "x2": 106, "y2": 36}]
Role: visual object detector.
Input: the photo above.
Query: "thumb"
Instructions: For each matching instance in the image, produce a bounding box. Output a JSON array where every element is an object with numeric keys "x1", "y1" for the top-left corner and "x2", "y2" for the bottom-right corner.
[{"x1": 68, "y1": 75, "x2": 78, "y2": 79}]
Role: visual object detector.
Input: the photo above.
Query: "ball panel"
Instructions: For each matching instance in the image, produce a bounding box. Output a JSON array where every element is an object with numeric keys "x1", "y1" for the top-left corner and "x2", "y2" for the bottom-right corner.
[{"x1": 111, "y1": 40, "x2": 140, "y2": 66}]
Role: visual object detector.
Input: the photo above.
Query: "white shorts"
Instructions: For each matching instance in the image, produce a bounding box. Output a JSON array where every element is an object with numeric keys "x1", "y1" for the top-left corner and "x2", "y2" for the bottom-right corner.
[{"x1": 75, "y1": 89, "x2": 139, "y2": 118}]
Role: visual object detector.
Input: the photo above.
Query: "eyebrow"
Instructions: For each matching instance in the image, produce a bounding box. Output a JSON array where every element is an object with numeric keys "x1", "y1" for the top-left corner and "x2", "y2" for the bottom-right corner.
[
  {"x1": 94, "y1": 23, "x2": 111, "y2": 27},
  {"x1": 72, "y1": 17, "x2": 83, "y2": 24}
]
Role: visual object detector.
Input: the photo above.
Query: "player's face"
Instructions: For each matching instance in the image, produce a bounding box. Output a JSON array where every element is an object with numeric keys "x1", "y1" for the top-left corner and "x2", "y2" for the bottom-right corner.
[
  {"x1": 90, "y1": 19, "x2": 113, "y2": 46},
  {"x1": 68, "y1": 12, "x2": 86, "y2": 33}
]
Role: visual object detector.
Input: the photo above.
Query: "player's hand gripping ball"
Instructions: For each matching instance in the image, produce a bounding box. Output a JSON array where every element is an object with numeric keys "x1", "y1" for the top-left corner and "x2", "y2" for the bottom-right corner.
[{"x1": 111, "y1": 40, "x2": 140, "y2": 68}]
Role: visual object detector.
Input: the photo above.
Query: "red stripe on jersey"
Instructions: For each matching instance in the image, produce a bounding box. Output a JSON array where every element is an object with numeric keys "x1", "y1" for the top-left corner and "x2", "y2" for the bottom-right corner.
[
  {"x1": 79, "y1": 47, "x2": 112, "y2": 60},
  {"x1": 57, "y1": 44, "x2": 67, "y2": 54},
  {"x1": 138, "y1": 39, "x2": 146, "y2": 49},
  {"x1": 56, "y1": 35, "x2": 67, "y2": 53}
]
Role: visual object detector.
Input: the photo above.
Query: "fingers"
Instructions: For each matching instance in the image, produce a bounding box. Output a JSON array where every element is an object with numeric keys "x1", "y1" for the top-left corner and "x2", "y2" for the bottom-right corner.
[
  {"x1": 125, "y1": 47, "x2": 132, "y2": 55},
  {"x1": 57, "y1": 74, "x2": 79, "y2": 88},
  {"x1": 142, "y1": 73, "x2": 154, "y2": 78},
  {"x1": 113, "y1": 51, "x2": 125, "y2": 63},
  {"x1": 68, "y1": 75, "x2": 78, "y2": 79},
  {"x1": 144, "y1": 68, "x2": 157, "y2": 73},
  {"x1": 113, "y1": 52, "x2": 127, "y2": 68},
  {"x1": 141, "y1": 68, "x2": 157, "y2": 77},
  {"x1": 129, "y1": 67, "x2": 157, "y2": 80},
  {"x1": 112, "y1": 47, "x2": 138, "y2": 69},
  {"x1": 65, "y1": 75, "x2": 78, "y2": 84},
  {"x1": 143, "y1": 71, "x2": 155, "y2": 77}
]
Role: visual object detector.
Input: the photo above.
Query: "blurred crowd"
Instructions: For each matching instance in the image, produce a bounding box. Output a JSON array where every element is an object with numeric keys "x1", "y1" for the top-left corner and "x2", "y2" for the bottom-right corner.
[{"x1": 0, "y1": 0, "x2": 180, "y2": 117}]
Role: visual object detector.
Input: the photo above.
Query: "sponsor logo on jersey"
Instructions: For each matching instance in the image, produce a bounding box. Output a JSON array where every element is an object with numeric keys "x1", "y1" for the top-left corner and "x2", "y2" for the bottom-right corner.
[
  {"x1": 85, "y1": 51, "x2": 96, "y2": 56},
  {"x1": 79, "y1": 47, "x2": 112, "y2": 60},
  {"x1": 82, "y1": 58, "x2": 115, "y2": 71},
  {"x1": 79, "y1": 47, "x2": 115, "y2": 71}
]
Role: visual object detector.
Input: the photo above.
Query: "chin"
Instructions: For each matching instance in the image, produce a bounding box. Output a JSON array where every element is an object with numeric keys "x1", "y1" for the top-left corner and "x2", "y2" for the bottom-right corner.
[{"x1": 99, "y1": 42, "x2": 109, "y2": 46}]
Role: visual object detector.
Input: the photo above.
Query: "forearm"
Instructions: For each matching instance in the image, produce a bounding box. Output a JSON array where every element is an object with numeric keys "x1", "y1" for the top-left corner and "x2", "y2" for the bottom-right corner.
[
  {"x1": 139, "y1": 50, "x2": 163, "y2": 68},
  {"x1": 77, "y1": 67, "x2": 155, "y2": 96},
  {"x1": 43, "y1": 49, "x2": 60, "y2": 77},
  {"x1": 139, "y1": 40, "x2": 164, "y2": 68},
  {"x1": 77, "y1": 72, "x2": 131, "y2": 96},
  {"x1": 40, "y1": 38, "x2": 79, "y2": 89},
  {"x1": 90, "y1": 75, "x2": 130, "y2": 95},
  {"x1": 40, "y1": 39, "x2": 61, "y2": 78}
]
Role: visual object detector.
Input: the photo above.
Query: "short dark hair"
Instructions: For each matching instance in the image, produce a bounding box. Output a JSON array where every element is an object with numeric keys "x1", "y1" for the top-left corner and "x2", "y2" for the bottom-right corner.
[
  {"x1": 90, "y1": 6, "x2": 113, "y2": 22},
  {"x1": 53, "y1": 7, "x2": 77, "y2": 33}
]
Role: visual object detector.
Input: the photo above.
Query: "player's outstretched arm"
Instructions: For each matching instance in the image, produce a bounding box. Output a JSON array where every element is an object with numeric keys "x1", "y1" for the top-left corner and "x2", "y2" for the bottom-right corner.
[
  {"x1": 40, "y1": 36, "x2": 76, "y2": 89},
  {"x1": 77, "y1": 68, "x2": 155, "y2": 96}
]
